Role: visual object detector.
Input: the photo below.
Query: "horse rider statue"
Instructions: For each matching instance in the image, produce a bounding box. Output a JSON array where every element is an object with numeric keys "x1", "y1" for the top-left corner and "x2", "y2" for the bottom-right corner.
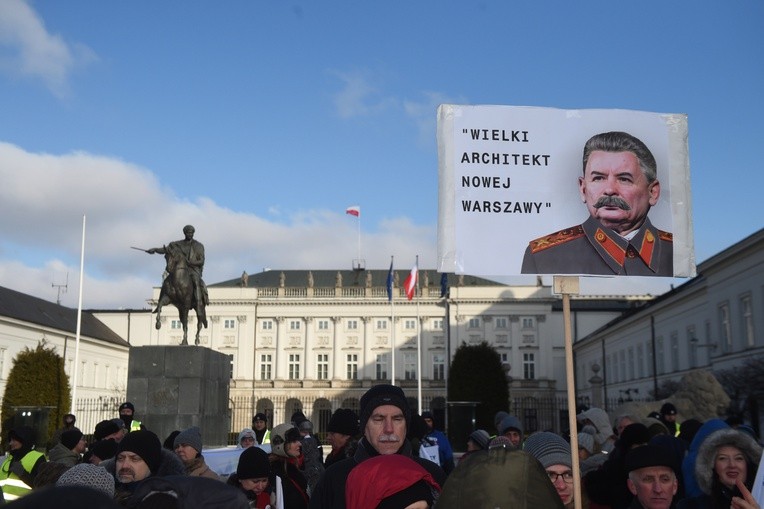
[{"x1": 146, "y1": 225, "x2": 209, "y2": 344}]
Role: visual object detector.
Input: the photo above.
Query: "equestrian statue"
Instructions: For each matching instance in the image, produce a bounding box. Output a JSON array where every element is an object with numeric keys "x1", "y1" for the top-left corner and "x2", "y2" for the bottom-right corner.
[{"x1": 144, "y1": 225, "x2": 209, "y2": 345}]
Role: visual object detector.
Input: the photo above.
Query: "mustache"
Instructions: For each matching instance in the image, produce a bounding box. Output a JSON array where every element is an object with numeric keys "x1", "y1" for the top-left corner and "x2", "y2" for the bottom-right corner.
[
  {"x1": 118, "y1": 468, "x2": 134, "y2": 476},
  {"x1": 594, "y1": 196, "x2": 631, "y2": 210},
  {"x1": 377, "y1": 434, "x2": 401, "y2": 443}
]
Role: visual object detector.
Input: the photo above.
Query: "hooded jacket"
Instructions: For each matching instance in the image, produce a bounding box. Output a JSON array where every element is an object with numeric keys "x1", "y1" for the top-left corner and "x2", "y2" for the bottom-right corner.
[
  {"x1": 677, "y1": 428, "x2": 762, "y2": 509},
  {"x1": 681, "y1": 419, "x2": 729, "y2": 498},
  {"x1": 437, "y1": 448, "x2": 564, "y2": 509},
  {"x1": 694, "y1": 428, "x2": 762, "y2": 495},
  {"x1": 127, "y1": 475, "x2": 249, "y2": 509},
  {"x1": 47, "y1": 442, "x2": 81, "y2": 467}
]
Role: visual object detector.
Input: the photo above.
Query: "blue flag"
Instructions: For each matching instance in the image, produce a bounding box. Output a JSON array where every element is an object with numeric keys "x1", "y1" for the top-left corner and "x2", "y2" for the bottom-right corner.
[
  {"x1": 440, "y1": 272, "x2": 448, "y2": 298},
  {"x1": 386, "y1": 259, "x2": 394, "y2": 301}
]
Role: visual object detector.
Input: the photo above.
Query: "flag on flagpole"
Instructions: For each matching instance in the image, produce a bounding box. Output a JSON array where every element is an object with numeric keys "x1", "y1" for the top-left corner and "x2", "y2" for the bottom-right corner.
[
  {"x1": 345, "y1": 205, "x2": 360, "y2": 217},
  {"x1": 386, "y1": 258, "x2": 394, "y2": 301},
  {"x1": 439, "y1": 272, "x2": 448, "y2": 298},
  {"x1": 404, "y1": 261, "x2": 418, "y2": 300}
]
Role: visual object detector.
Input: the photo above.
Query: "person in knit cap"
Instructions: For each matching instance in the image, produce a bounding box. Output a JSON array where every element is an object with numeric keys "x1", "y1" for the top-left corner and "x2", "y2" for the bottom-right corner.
[
  {"x1": 624, "y1": 444, "x2": 678, "y2": 509},
  {"x1": 455, "y1": 429, "x2": 490, "y2": 464},
  {"x1": 228, "y1": 445, "x2": 276, "y2": 508},
  {"x1": 252, "y1": 412, "x2": 271, "y2": 444},
  {"x1": 237, "y1": 428, "x2": 257, "y2": 449},
  {"x1": 118, "y1": 402, "x2": 144, "y2": 432},
  {"x1": 56, "y1": 463, "x2": 116, "y2": 498},
  {"x1": 163, "y1": 430, "x2": 181, "y2": 450},
  {"x1": 658, "y1": 402, "x2": 679, "y2": 437},
  {"x1": 584, "y1": 422, "x2": 650, "y2": 509},
  {"x1": 498, "y1": 414, "x2": 524, "y2": 447},
  {"x1": 48, "y1": 428, "x2": 87, "y2": 467},
  {"x1": 467, "y1": 430, "x2": 490, "y2": 452},
  {"x1": 269, "y1": 423, "x2": 309, "y2": 509},
  {"x1": 324, "y1": 408, "x2": 360, "y2": 469},
  {"x1": 94, "y1": 419, "x2": 123, "y2": 443},
  {"x1": 345, "y1": 454, "x2": 441, "y2": 509},
  {"x1": 87, "y1": 439, "x2": 119, "y2": 465},
  {"x1": 524, "y1": 431, "x2": 582, "y2": 509},
  {"x1": 493, "y1": 411, "x2": 510, "y2": 435},
  {"x1": 0, "y1": 426, "x2": 46, "y2": 501},
  {"x1": 102, "y1": 429, "x2": 183, "y2": 504},
  {"x1": 115, "y1": 430, "x2": 162, "y2": 484},
  {"x1": 173, "y1": 426, "x2": 219, "y2": 480},
  {"x1": 309, "y1": 384, "x2": 446, "y2": 509}
]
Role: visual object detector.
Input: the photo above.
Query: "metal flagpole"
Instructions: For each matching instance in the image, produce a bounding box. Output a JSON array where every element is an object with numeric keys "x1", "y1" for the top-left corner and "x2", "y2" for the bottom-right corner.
[
  {"x1": 356, "y1": 213, "x2": 361, "y2": 263},
  {"x1": 415, "y1": 255, "x2": 422, "y2": 415},
  {"x1": 389, "y1": 256, "x2": 396, "y2": 386},
  {"x1": 71, "y1": 215, "x2": 86, "y2": 413}
]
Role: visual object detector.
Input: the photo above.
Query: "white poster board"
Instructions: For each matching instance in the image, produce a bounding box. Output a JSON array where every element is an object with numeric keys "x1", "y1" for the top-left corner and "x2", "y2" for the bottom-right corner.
[{"x1": 437, "y1": 105, "x2": 694, "y2": 278}]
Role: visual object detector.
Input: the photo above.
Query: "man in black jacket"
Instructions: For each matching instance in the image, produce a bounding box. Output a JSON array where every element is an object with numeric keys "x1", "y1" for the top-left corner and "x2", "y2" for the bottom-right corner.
[{"x1": 309, "y1": 384, "x2": 446, "y2": 509}]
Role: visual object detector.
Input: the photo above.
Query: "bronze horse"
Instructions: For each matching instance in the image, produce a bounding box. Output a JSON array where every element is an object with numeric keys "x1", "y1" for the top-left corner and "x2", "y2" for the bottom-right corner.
[{"x1": 154, "y1": 242, "x2": 208, "y2": 345}]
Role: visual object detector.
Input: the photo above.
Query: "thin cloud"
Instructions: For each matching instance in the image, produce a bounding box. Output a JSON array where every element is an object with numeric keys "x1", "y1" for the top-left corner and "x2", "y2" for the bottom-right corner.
[
  {"x1": 404, "y1": 91, "x2": 465, "y2": 147},
  {"x1": 0, "y1": 0, "x2": 95, "y2": 96},
  {"x1": 330, "y1": 69, "x2": 397, "y2": 118},
  {"x1": 0, "y1": 142, "x2": 436, "y2": 309}
]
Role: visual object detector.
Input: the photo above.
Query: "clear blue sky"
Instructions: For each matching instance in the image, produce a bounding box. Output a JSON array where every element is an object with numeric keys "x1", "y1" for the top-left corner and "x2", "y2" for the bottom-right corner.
[{"x1": 0, "y1": 1, "x2": 762, "y2": 308}]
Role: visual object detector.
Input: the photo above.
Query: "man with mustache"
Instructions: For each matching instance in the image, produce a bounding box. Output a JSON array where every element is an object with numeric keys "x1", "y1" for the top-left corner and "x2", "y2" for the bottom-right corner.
[
  {"x1": 309, "y1": 384, "x2": 446, "y2": 509},
  {"x1": 522, "y1": 131, "x2": 673, "y2": 276},
  {"x1": 103, "y1": 429, "x2": 183, "y2": 504}
]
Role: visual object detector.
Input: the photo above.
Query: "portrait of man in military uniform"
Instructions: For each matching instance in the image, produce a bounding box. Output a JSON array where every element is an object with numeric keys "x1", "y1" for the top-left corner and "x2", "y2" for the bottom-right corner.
[{"x1": 521, "y1": 131, "x2": 673, "y2": 276}]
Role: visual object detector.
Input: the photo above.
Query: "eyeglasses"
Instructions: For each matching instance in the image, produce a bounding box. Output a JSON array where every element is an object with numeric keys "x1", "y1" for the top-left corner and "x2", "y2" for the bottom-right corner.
[{"x1": 547, "y1": 471, "x2": 574, "y2": 484}]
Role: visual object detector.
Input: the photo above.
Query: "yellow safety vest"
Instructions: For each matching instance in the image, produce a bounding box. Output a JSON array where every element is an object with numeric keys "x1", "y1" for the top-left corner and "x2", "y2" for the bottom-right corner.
[{"x1": 0, "y1": 450, "x2": 45, "y2": 501}]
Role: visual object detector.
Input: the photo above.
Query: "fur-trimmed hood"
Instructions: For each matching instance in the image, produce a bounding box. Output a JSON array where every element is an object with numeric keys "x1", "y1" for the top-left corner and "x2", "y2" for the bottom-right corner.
[{"x1": 694, "y1": 428, "x2": 762, "y2": 495}]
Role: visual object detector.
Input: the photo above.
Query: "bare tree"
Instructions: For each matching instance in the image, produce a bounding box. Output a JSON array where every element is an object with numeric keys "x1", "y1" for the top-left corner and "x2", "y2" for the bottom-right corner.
[{"x1": 715, "y1": 355, "x2": 764, "y2": 426}]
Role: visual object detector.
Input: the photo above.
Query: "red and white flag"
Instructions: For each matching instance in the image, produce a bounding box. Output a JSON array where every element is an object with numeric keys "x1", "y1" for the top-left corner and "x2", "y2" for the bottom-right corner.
[
  {"x1": 404, "y1": 262, "x2": 418, "y2": 300},
  {"x1": 345, "y1": 206, "x2": 360, "y2": 217}
]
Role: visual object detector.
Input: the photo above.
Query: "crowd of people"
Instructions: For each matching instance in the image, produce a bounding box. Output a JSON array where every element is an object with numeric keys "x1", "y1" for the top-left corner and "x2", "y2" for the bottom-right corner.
[{"x1": 0, "y1": 390, "x2": 761, "y2": 509}]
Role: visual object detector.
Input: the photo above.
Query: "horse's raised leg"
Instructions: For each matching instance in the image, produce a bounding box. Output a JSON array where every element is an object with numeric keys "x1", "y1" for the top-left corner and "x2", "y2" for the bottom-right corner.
[{"x1": 154, "y1": 294, "x2": 170, "y2": 330}]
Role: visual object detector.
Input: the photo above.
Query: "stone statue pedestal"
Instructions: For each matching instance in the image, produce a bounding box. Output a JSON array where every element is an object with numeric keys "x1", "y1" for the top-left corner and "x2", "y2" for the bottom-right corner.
[{"x1": 126, "y1": 345, "x2": 231, "y2": 447}]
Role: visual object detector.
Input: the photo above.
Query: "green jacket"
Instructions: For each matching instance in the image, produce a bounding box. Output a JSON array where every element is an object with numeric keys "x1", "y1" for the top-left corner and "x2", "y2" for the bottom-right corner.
[{"x1": 436, "y1": 448, "x2": 564, "y2": 509}]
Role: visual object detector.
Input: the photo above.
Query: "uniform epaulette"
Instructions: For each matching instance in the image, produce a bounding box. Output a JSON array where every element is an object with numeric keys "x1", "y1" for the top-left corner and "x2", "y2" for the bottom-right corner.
[
  {"x1": 528, "y1": 225, "x2": 585, "y2": 254},
  {"x1": 658, "y1": 230, "x2": 673, "y2": 242}
]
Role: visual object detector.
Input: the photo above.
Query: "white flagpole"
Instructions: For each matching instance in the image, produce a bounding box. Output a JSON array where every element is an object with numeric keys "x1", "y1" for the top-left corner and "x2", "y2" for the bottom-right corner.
[
  {"x1": 390, "y1": 256, "x2": 396, "y2": 386},
  {"x1": 415, "y1": 255, "x2": 422, "y2": 415},
  {"x1": 71, "y1": 215, "x2": 86, "y2": 413},
  {"x1": 357, "y1": 213, "x2": 361, "y2": 265}
]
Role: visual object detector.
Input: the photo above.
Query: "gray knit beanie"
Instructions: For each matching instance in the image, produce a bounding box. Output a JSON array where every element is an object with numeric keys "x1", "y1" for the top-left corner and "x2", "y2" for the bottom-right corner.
[
  {"x1": 174, "y1": 426, "x2": 203, "y2": 453},
  {"x1": 524, "y1": 431, "x2": 572, "y2": 469},
  {"x1": 499, "y1": 415, "x2": 523, "y2": 436},
  {"x1": 56, "y1": 463, "x2": 115, "y2": 498},
  {"x1": 468, "y1": 429, "x2": 491, "y2": 450}
]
